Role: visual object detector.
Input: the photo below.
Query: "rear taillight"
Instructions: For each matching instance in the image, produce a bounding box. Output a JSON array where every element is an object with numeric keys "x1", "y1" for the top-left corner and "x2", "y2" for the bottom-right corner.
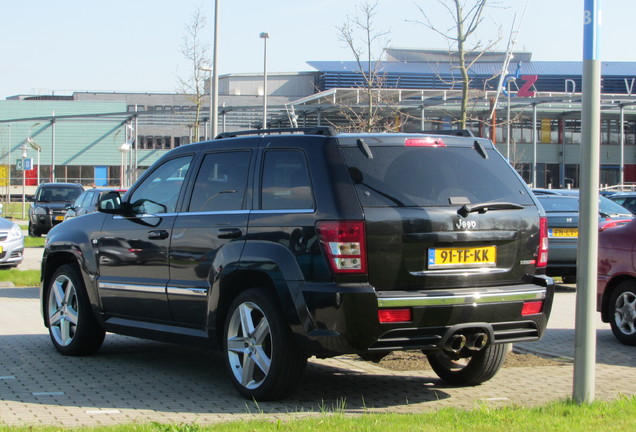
[
  {"x1": 378, "y1": 308, "x2": 412, "y2": 323},
  {"x1": 536, "y1": 216, "x2": 549, "y2": 268},
  {"x1": 521, "y1": 301, "x2": 544, "y2": 316},
  {"x1": 405, "y1": 137, "x2": 446, "y2": 147},
  {"x1": 599, "y1": 219, "x2": 631, "y2": 232},
  {"x1": 316, "y1": 221, "x2": 367, "y2": 274}
]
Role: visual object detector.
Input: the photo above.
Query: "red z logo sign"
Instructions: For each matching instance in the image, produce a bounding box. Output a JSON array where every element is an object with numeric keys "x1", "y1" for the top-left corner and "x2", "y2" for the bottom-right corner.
[{"x1": 517, "y1": 75, "x2": 538, "y2": 97}]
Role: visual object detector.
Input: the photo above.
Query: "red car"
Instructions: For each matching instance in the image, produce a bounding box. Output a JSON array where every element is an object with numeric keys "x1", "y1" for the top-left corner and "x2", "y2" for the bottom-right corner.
[{"x1": 597, "y1": 218, "x2": 636, "y2": 345}]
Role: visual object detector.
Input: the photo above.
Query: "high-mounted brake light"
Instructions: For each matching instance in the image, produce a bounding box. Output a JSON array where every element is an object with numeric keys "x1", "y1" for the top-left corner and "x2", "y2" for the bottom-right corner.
[
  {"x1": 316, "y1": 221, "x2": 367, "y2": 274},
  {"x1": 536, "y1": 216, "x2": 549, "y2": 268},
  {"x1": 405, "y1": 137, "x2": 446, "y2": 147}
]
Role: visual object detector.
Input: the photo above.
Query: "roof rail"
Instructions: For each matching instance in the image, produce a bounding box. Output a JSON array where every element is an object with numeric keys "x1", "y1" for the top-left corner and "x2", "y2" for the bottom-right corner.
[
  {"x1": 215, "y1": 126, "x2": 337, "y2": 139},
  {"x1": 415, "y1": 129, "x2": 475, "y2": 137}
]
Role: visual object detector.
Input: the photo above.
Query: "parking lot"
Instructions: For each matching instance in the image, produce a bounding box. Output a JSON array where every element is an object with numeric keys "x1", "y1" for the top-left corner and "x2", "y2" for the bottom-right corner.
[{"x1": 1, "y1": 260, "x2": 635, "y2": 426}]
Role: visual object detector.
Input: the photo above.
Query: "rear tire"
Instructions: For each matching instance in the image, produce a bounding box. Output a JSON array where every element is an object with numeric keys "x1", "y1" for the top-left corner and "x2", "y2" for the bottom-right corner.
[
  {"x1": 607, "y1": 281, "x2": 636, "y2": 346},
  {"x1": 45, "y1": 264, "x2": 105, "y2": 356},
  {"x1": 562, "y1": 276, "x2": 577, "y2": 284},
  {"x1": 28, "y1": 222, "x2": 40, "y2": 237},
  {"x1": 223, "y1": 288, "x2": 307, "y2": 401},
  {"x1": 427, "y1": 343, "x2": 508, "y2": 386}
]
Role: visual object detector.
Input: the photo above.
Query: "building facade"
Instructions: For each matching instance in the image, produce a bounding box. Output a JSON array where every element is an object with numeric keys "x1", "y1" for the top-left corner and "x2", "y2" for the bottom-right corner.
[{"x1": 2, "y1": 49, "x2": 636, "y2": 194}]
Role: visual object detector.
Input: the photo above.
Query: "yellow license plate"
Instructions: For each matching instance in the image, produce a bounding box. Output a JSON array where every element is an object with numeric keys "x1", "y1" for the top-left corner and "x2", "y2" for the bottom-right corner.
[
  {"x1": 0, "y1": 246, "x2": 3, "y2": 253},
  {"x1": 54, "y1": 215, "x2": 64, "y2": 221},
  {"x1": 428, "y1": 246, "x2": 496, "y2": 269},
  {"x1": 549, "y1": 228, "x2": 578, "y2": 238}
]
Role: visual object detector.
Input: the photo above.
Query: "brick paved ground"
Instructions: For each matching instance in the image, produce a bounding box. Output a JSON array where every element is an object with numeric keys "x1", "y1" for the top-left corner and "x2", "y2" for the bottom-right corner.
[{"x1": 0, "y1": 285, "x2": 634, "y2": 427}]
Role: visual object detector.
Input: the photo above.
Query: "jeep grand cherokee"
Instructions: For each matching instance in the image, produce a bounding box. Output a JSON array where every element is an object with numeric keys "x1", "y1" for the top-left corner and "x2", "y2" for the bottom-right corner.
[{"x1": 40, "y1": 128, "x2": 554, "y2": 400}]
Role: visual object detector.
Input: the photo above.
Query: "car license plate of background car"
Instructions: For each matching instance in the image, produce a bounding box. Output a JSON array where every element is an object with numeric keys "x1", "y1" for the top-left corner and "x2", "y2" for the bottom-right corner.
[
  {"x1": 54, "y1": 216, "x2": 64, "y2": 221},
  {"x1": 549, "y1": 228, "x2": 578, "y2": 238},
  {"x1": 428, "y1": 246, "x2": 496, "y2": 269}
]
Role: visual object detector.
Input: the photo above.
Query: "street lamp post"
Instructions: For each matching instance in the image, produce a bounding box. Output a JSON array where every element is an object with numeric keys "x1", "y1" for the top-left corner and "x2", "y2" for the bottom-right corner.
[
  {"x1": 27, "y1": 122, "x2": 42, "y2": 186},
  {"x1": 50, "y1": 114, "x2": 56, "y2": 182},
  {"x1": 199, "y1": 66, "x2": 213, "y2": 140},
  {"x1": 260, "y1": 32, "x2": 269, "y2": 129},
  {"x1": 27, "y1": 137, "x2": 41, "y2": 186},
  {"x1": 21, "y1": 143, "x2": 27, "y2": 219},
  {"x1": 211, "y1": 0, "x2": 219, "y2": 138}
]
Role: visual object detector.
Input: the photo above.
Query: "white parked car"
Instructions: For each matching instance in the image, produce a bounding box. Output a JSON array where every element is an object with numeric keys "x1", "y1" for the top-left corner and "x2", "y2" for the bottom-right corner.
[{"x1": 0, "y1": 217, "x2": 23, "y2": 268}]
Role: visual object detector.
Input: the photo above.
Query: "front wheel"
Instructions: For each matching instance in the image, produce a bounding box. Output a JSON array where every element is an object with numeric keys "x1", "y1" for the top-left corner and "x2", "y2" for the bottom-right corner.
[
  {"x1": 28, "y1": 222, "x2": 40, "y2": 237},
  {"x1": 426, "y1": 343, "x2": 508, "y2": 386},
  {"x1": 608, "y1": 281, "x2": 636, "y2": 345},
  {"x1": 45, "y1": 264, "x2": 105, "y2": 356},
  {"x1": 223, "y1": 289, "x2": 307, "y2": 401}
]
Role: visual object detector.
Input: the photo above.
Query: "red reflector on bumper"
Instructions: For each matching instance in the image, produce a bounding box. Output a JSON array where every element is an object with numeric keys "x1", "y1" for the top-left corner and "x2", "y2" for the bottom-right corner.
[
  {"x1": 378, "y1": 309, "x2": 412, "y2": 323},
  {"x1": 521, "y1": 301, "x2": 543, "y2": 316}
]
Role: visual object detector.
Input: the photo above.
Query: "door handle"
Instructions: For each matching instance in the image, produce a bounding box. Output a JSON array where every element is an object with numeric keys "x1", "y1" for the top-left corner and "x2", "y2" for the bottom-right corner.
[
  {"x1": 217, "y1": 228, "x2": 242, "y2": 239},
  {"x1": 148, "y1": 230, "x2": 169, "y2": 240}
]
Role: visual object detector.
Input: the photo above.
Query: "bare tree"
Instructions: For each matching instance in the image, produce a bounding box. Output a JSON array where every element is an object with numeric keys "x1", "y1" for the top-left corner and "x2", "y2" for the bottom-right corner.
[
  {"x1": 178, "y1": 6, "x2": 210, "y2": 142},
  {"x1": 413, "y1": 0, "x2": 502, "y2": 128},
  {"x1": 336, "y1": 1, "x2": 402, "y2": 132}
]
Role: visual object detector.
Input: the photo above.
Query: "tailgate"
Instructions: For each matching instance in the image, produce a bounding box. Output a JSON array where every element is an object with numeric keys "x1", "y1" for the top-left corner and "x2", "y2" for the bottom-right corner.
[{"x1": 364, "y1": 206, "x2": 540, "y2": 290}]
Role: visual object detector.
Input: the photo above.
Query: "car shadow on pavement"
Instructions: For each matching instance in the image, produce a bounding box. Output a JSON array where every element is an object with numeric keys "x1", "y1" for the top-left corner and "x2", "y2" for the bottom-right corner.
[
  {"x1": 0, "y1": 287, "x2": 39, "y2": 299},
  {"x1": 0, "y1": 334, "x2": 451, "y2": 414}
]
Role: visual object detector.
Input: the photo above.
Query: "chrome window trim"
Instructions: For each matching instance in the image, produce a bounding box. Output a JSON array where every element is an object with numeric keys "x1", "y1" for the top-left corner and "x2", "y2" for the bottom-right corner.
[
  {"x1": 251, "y1": 209, "x2": 315, "y2": 215},
  {"x1": 377, "y1": 289, "x2": 546, "y2": 308},
  {"x1": 113, "y1": 212, "x2": 179, "y2": 219},
  {"x1": 180, "y1": 210, "x2": 250, "y2": 217}
]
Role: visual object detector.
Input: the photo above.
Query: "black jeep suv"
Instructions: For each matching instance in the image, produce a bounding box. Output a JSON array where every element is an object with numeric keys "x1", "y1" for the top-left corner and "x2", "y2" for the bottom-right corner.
[
  {"x1": 40, "y1": 128, "x2": 554, "y2": 400},
  {"x1": 28, "y1": 182, "x2": 84, "y2": 236}
]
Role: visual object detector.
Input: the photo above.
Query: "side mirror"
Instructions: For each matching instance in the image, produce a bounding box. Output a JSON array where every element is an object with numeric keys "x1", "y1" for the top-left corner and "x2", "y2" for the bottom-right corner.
[{"x1": 97, "y1": 191, "x2": 123, "y2": 214}]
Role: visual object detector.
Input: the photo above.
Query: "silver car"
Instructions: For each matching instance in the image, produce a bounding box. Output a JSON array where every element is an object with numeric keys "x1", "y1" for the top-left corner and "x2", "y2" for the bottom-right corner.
[{"x1": 0, "y1": 217, "x2": 24, "y2": 267}]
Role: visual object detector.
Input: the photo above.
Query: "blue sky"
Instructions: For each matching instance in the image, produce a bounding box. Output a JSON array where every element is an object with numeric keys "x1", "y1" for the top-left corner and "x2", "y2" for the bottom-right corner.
[{"x1": 0, "y1": 0, "x2": 631, "y2": 99}]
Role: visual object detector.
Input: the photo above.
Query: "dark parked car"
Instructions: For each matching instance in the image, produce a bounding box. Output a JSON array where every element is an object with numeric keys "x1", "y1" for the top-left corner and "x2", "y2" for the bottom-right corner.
[
  {"x1": 534, "y1": 192, "x2": 632, "y2": 283},
  {"x1": 597, "y1": 218, "x2": 636, "y2": 345},
  {"x1": 40, "y1": 128, "x2": 554, "y2": 400},
  {"x1": 28, "y1": 183, "x2": 84, "y2": 236},
  {"x1": 64, "y1": 187, "x2": 127, "y2": 220},
  {"x1": 608, "y1": 192, "x2": 636, "y2": 215}
]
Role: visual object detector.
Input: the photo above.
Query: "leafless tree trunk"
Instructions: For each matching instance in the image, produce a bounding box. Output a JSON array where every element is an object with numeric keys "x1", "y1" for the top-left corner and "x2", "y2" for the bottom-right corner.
[
  {"x1": 177, "y1": 6, "x2": 210, "y2": 143},
  {"x1": 413, "y1": 0, "x2": 502, "y2": 128},
  {"x1": 337, "y1": 1, "x2": 401, "y2": 132}
]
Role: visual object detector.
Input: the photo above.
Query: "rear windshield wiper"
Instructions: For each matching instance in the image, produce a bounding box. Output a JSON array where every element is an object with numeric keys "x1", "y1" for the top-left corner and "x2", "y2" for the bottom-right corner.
[{"x1": 458, "y1": 202, "x2": 524, "y2": 217}]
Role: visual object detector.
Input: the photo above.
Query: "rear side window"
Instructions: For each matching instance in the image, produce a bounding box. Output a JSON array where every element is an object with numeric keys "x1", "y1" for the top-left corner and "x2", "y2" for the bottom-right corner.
[
  {"x1": 188, "y1": 151, "x2": 251, "y2": 212},
  {"x1": 261, "y1": 150, "x2": 313, "y2": 210},
  {"x1": 342, "y1": 146, "x2": 533, "y2": 207}
]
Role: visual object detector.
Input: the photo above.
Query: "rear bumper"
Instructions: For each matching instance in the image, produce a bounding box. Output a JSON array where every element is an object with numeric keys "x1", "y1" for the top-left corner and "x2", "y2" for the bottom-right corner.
[
  {"x1": 298, "y1": 276, "x2": 555, "y2": 357},
  {"x1": 546, "y1": 240, "x2": 577, "y2": 276}
]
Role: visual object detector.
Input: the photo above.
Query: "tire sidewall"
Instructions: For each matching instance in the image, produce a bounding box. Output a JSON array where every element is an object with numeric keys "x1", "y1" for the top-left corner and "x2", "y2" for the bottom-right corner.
[
  {"x1": 222, "y1": 288, "x2": 304, "y2": 400},
  {"x1": 427, "y1": 343, "x2": 508, "y2": 386},
  {"x1": 45, "y1": 263, "x2": 105, "y2": 356},
  {"x1": 608, "y1": 281, "x2": 636, "y2": 346}
]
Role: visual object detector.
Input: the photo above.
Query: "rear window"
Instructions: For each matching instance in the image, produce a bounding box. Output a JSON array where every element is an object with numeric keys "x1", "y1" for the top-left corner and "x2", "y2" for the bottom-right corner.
[
  {"x1": 538, "y1": 195, "x2": 632, "y2": 216},
  {"x1": 342, "y1": 146, "x2": 533, "y2": 207},
  {"x1": 537, "y1": 196, "x2": 578, "y2": 212}
]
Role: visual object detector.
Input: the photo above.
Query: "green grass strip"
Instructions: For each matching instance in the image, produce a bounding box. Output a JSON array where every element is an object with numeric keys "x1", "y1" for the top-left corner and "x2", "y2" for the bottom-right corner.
[
  {"x1": 0, "y1": 397, "x2": 634, "y2": 432},
  {"x1": 0, "y1": 269, "x2": 40, "y2": 287}
]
